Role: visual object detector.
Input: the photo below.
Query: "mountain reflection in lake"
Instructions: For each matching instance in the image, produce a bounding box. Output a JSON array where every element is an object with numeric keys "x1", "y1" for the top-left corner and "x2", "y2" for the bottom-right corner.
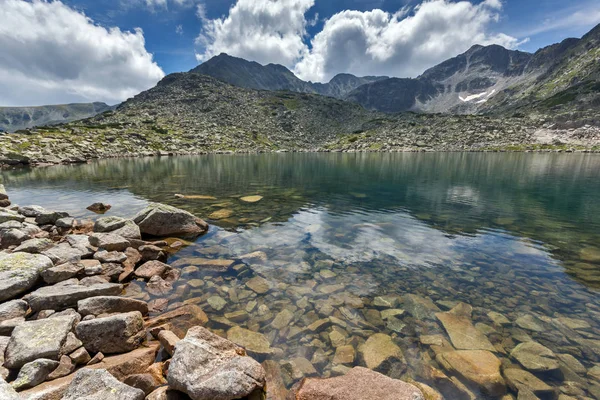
[{"x1": 3, "y1": 152, "x2": 600, "y2": 398}]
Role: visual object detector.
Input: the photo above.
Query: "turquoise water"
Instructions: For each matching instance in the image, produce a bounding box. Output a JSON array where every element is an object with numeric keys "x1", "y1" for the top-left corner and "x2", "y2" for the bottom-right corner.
[{"x1": 3, "y1": 153, "x2": 600, "y2": 398}]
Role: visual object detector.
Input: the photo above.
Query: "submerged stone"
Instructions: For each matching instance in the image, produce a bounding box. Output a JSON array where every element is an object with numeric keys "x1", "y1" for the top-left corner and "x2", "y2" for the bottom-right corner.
[{"x1": 436, "y1": 311, "x2": 496, "y2": 352}]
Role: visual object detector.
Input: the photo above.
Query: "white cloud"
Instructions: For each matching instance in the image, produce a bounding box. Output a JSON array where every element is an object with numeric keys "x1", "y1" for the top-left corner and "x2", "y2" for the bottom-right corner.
[
  {"x1": 0, "y1": 0, "x2": 165, "y2": 106},
  {"x1": 195, "y1": 0, "x2": 522, "y2": 82},
  {"x1": 517, "y1": 3, "x2": 600, "y2": 37},
  {"x1": 176, "y1": 24, "x2": 184, "y2": 35},
  {"x1": 195, "y1": 0, "x2": 315, "y2": 67},
  {"x1": 295, "y1": 0, "x2": 520, "y2": 81}
]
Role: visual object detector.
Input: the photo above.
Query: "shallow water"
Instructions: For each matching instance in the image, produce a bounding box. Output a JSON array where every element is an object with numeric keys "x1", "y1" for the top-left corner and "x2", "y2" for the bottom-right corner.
[{"x1": 3, "y1": 153, "x2": 600, "y2": 398}]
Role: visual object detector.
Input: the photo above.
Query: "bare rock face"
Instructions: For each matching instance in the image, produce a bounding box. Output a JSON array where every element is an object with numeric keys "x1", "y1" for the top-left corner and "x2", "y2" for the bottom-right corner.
[
  {"x1": 62, "y1": 368, "x2": 145, "y2": 400},
  {"x1": 168, "y1": 326, "x2": 266, "y2": 400},
  {"x1": 4, "y1": 315, "x2": 77, "y2": 369},
  {"x1": 288, "y1": 367, "x2": 425, "y2": 400},
  {"x1": 78, "y1": 296, "x2": 149, "y2": 317},
  {"x1": 76, "y1": 311, "x2": 146, "y2": 354},
  {"x1": 133, "y1": 203, "x2": 208, "y2": 237},
  {"x1": 0, "y1": 252, "x2": 53, "y2": 302}
]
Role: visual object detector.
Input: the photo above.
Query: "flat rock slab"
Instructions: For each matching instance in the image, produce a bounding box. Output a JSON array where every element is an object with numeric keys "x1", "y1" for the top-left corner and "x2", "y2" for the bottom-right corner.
[
  {"x1": 76, "y1": 311, "x2": 145, "y2": 354},
  {"x1": 144, "y1": 304, "x2": 208, "y2": 338},
  {"x1": 12, "y1": 358, "x2": 60, "y2": 390},
  {"x1": 436, "y1": 312, "x2": 496, "y2": 352},
  {"x1": 168, "y1": 326, "x2": 266, "y2": 400},
  {"x1": 19, "y1": 344, "x2": 158, "y2": 400},
  {"x1": 0, "y1": 252, "x2": 53, "y2": 302},
  {"x1": 358, "y1": 333, "x2": 403, "y2": 372},
  {"x1": 289, "y1": 366, "x2": 424, "y2": 400},
  {"x1": 436, "y1": 350, "x2": 506, "y2": 397},
  {"x1": 78, "y1": 296, "x2": 148, "y2": 317},
  {"x1": 171, "y1": 257, "x2": 235, "y2": 272},
  {"x1": 510, "y1": 342, "x2": 560, "y2": 372},
  {"x1": 4, "y1": 315, "x2": 77, "y2": 369},
  {"x1": 28, "y1": 282, "x2": 123, "y2": 311},
  {"x1": 133, "y1": 203, "x2": 208, "y2": 237},
  {"x1": 62, "y1": 368, "x2": 145, "y2": 400},
  {"x1": 503, "y1": 368, "x2": 555, "y2": 397},
  {"x1": 227, "y1": 326, "x2": 272, "y2": 357}
]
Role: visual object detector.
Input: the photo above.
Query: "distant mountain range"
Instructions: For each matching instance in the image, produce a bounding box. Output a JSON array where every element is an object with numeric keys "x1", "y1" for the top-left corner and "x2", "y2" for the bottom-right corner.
[
  {"x1": 0, "y1": 102, "x2": 114, "y2": 132},
  {"x1": 192, "y1": 53, "x2": 388, "y2": 99},
  {"x1": 191, "y1": 23, "x2": 600, "y2": 116}
]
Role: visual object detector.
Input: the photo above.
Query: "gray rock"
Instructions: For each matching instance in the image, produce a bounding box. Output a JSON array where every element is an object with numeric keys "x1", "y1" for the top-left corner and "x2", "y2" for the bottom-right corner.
[
  {"x1": 76, "y1": 311, "x2": 145, "y2": 354},
  {"x1": 61, "y1": 332, "x2": 83, "y2": 354},
  {"x1": 41, "y1": 262, "x2": 84, "y2": 284},
  {"x1": 78, "y1": 296, "x2": 149, "y2": 317},
  {"x1": 89, "y1": 233, "x2": 131, "y2": 252},
  {"x1": 55, "y1": 217, "x2": 75, "y2": 229},
  {"x1": 168, "y1": 326, "x2": 266, "y2": 400},
  {"x1": 133, "y1": 203, "x2": 209, "y2": 237},
  {"x1": 4, "y1": 315, "x2": 77, "y2": 369},
  {"x1": 11, "y1": 358, "x2": 59, "y2": 390},
  {"x1": 0, "y1": 300, "x2": 28, "y2": 322},
  {"x1": 0, "y1": 210, "x2": 24, "y2": 224},
  {"x1": 35, "y1": 210, "x2": 69, "y2": 225},
  {"x1": 69, "y1": 346, "x2": 91, "y2": 365},
  {"x1": 0, "y1": 228, "x2": 28, "y2": 247},
  {"x1": 0, "y1": 377, "x2": 19, "y2": 400},
  {"x1": 42, "y1": 242, "x2": 84, "y2": 265},
  {"x1": 510, "y1": 342, "x2": 560, "y2": 372},
  {"x1": 62, "y1": 369, "x2": 145, "y2": 400},
  {"x1": 17, "y1": 205, "x2": 47, "y2": 218},
  {"x1": 94, "y1": 217, "x2": 141, "y2": 240},
  {"x1": 134, "y1": 260, "x2": 171, "y2": 280},
  {"x1": 13, "y1": 238, "x2": 53, "y2": 253},
  {"x1": 0, "y1": 318, "x2": 24, "y2": 336},
  {"x1": 0, "y1": 252, "x2": 53, "y2": 302},
  {"x1": 27, "y1": 281, "x2": 123, "y2": 311},
  {"x1": 94, "y1": 250, "x2": 127, "y2": 263},
  {"x1": 65, "y1": 234, "x2": 95, "y2": 257}
]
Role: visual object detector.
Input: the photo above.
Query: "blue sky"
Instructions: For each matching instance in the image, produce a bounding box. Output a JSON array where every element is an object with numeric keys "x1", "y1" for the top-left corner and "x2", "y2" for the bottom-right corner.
[
  {"x1": 1, "y1": 0, "x2": 599, "y2": 106},
  {"x1": 63, "y1": 0, "x2": 600, "y2": 74}
]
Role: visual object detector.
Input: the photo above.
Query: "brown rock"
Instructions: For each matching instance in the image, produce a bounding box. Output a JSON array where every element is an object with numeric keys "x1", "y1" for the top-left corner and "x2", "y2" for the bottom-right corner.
[
  {"x1": 287, "y1": 367, "x2": 424, "y2": 400},
  {"x1": 135, "y1": 260, "x2": 171, "y2": 280},
  {"x1": 436, "y1": 350, "x2": 506, "y2": 396},
  {"x1": 145, "y1": 304, "x2": 208, "y2": 338},
  {"x1": 158, "y1": 330, "x2": 181, "y2": 356},
  {"x1": 436, "y1": 312, "x2": 496, "y2": 352},
  {"x1": 263, "y1": 360, "x2": 288, "y2": 400},
  {"x1": 358, "y1": 333, "x2": 403, "y2": 372}
]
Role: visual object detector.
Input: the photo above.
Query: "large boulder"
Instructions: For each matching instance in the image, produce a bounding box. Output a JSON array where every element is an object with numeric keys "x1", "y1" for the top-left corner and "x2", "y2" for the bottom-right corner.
[
  {"x1": 62, "y1": 369, "x2": 145, "y2": 400},
  {"x1": 288, "y1": 366, "x2": 424, "y2": 400},
  {"x1": 133, "y1": 203, "x2": 208, "y2": 237},
  {"x1": 4, "y1": 315, "x2": 77, "y2": 369},
  {"x1": 0, "y1": 252, "x2": 53, "y2": 302},
  {"x1": 13, "y1": 238, "x2": 54, "y2": 254},
  {"x1": 76, "y1": 311, "x2": 145, "y2": 354},
  {"x1": 78, "y1": 296, "x2": 148, "y2": 317},
  {"x1": 168, "y1": 326, "x2": 266, "y2": 400},
  {"x1": 27, "y1": 281, "x2": 123, "y2": 311}
]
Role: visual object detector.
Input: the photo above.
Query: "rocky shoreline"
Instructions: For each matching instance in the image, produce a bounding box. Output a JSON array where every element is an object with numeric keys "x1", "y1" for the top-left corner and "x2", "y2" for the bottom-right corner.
[
  {"x1": 1, "y1": 110, "x2": 600, "y2": 168},
  {"x1": 0, "y1": 184, "x2": 599, "y2": 399}
]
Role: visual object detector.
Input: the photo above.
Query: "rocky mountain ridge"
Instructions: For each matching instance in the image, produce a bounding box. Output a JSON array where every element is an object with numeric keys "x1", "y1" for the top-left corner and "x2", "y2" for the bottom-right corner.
[
  {"x1": 191, "y1": 53, "x2": 388, "y2": 99},
  {"x1": 0, "y1": 102, "x2": 114, "y2": 133}
]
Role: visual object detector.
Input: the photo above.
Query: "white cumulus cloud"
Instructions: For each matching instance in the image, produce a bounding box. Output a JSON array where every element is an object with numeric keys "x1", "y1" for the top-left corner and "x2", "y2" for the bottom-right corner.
[
  {"x1": 195, "y1": 0, "x2": 315, "y2": 67},
  {"x1": 0, "y1": 0, "x2": 165, "y2": 106},
  {"x1": 195, "y1": 0, "x2": 523, "y2": 83}
]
